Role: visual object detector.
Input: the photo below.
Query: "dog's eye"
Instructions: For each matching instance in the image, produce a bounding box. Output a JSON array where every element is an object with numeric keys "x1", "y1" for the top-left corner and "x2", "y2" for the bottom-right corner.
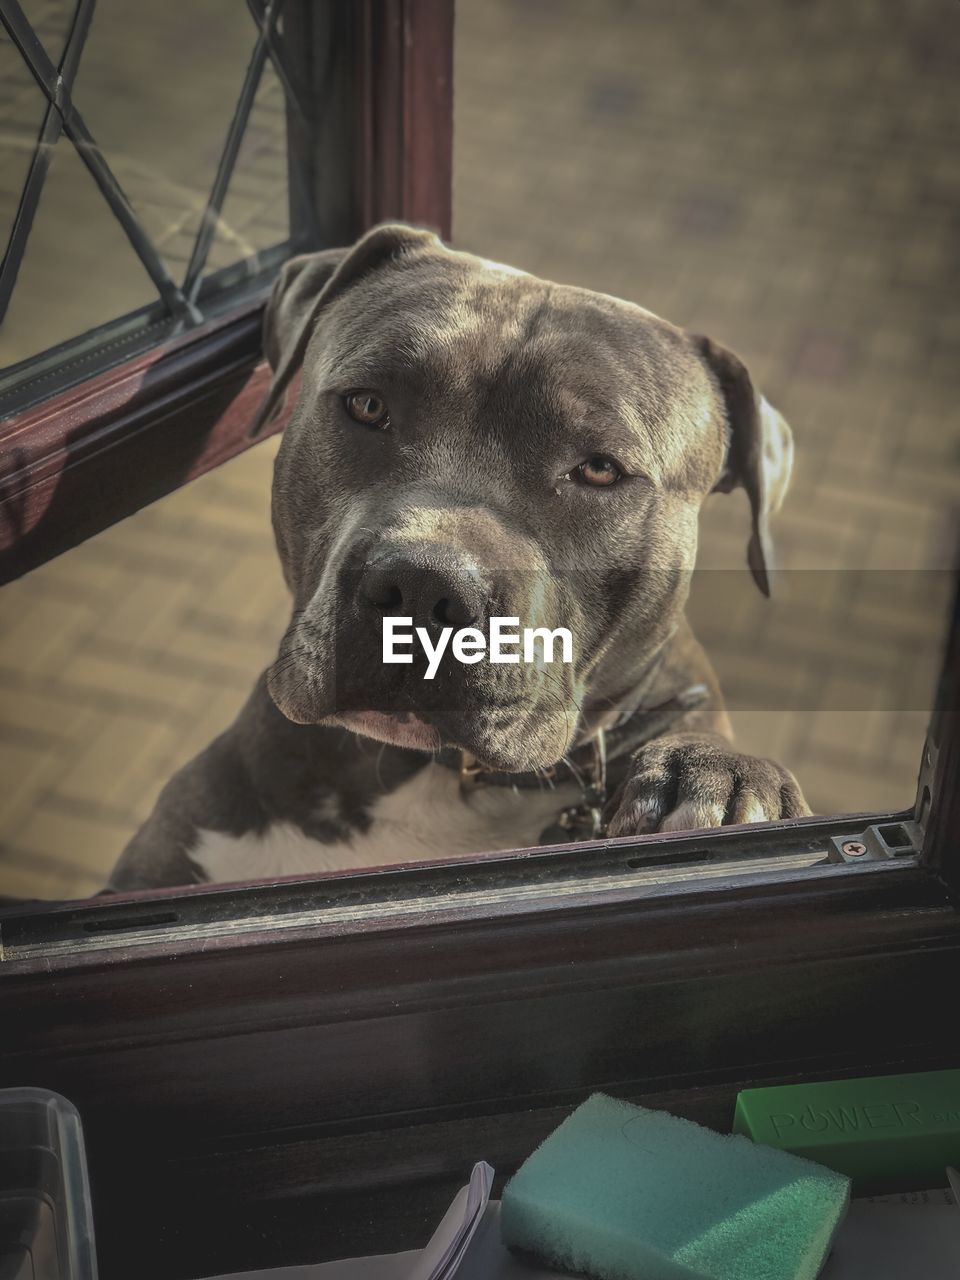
[
  {"x1": 575, "y1": 455, "x2": 623, "y2": 487},
  {"x1": 344, "y1": 391, "x2": 390, "y2": 428}
]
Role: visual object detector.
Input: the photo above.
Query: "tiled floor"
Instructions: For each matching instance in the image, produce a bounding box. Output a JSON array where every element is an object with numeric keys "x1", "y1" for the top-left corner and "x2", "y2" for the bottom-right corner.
[{"x1": 1, "y1": 0, "x2": 958, "y2": 898}]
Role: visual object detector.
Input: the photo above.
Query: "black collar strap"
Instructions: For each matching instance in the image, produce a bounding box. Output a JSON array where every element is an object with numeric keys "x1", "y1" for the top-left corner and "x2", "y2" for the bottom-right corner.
[
  {"x1": 437, "y1": 681, "x2": 709, "y2": 845},
  {"x1": 436, "y1": 682, "x2": 710, "y2": 794}
]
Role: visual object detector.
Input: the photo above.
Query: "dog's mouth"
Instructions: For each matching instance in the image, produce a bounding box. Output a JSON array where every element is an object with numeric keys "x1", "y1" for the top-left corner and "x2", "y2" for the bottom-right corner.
[
  {"x1": 267, "y1": 610, "x2": 584, "y2": 771},
  {"x1": 334, "y1": 709, "x2": 443, "y2": 752}
]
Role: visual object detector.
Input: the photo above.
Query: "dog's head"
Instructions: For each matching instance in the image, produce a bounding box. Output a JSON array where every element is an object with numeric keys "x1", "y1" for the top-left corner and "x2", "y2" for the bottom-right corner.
[{"x1": 259, "y1": 224, "x2": 793, "y2": 771}]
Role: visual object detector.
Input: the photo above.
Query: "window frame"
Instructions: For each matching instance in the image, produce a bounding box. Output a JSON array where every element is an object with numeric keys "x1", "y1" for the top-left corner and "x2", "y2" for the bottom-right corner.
[
  {"x1": 0, "y1": 0, "x2": 454, "y2": 583},
  {"x1": 0, "y1": 0, "x2": 955, "y2": 975},
  {"x1": 0, "y1": 761, "x2": 957, "y2": 1276},
  {"x1": 0, "y1": 0, "x2": 954, "y2": 950},
  {"x1": 0, "y1": 2, "x2": 957, "y2": 1269}
]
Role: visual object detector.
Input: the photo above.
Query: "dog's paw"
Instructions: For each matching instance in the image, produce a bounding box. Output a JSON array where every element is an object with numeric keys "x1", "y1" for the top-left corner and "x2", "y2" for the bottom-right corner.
[{"x1": 606, "y1": 733, "x2": 810, "y2": 837}]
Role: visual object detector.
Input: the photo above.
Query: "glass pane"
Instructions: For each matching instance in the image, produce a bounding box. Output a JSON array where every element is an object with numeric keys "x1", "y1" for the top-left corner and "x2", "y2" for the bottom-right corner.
[
  {"x1": 3, "y1": 0, "x2": 958, "y2": 906},
  {"x1": 204, "y1": 58, "x2": 290, "y2": 278},
  {"x1": 22, "y1": 0, "x2": 76, "y2": 64},
  {"x1": 0, "y1": 0, "x2": 290, "y2": 382},
  {"x1": 0, "y1": 16, "x2": 49, "y2": 251},
  {"x1": 0, "y1": 142, "x2": 156, "y2": 366},
  {"x1": 70, "y1": 0, "x2": 258, "y2": 280},
  {"x1": 452, "y1": 0, "x2": 960, "y2": 818}
]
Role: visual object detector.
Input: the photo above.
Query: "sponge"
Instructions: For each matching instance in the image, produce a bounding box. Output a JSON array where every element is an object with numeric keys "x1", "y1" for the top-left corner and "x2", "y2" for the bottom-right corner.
[{"x1": 501, "y1": 1093, "x2": 850, "y2": 1280}]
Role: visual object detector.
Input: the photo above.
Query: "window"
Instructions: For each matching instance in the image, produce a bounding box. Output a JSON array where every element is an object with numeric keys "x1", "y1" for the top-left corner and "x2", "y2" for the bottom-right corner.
[
  {"x1": 0, "y1": 0, "x2": 452, "y2": 579},
  {"x1": 0, "y1": 8, "x2": 958, "y2": 1277},
  {"x1": 0, "y1": 0, "x2": 296, "y2": 403},
  {"x1": 0, "y1": 0, "x2": 954, "y2": 910}
]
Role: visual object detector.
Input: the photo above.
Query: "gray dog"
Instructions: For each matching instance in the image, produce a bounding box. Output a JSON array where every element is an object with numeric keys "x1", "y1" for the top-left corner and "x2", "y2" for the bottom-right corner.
[{"x1": 108, "y1": 223, "x2": 808, "y2": 891}]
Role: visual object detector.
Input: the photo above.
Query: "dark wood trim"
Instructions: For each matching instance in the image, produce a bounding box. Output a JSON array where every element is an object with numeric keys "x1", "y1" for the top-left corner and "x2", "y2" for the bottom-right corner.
[
  {"x1": 921, "y1": 572, "x2": 959, "y2": 897},
  {"x1": 284, "y1": 0, "x2": 364, "y2": 250},
  {"x1": 357, "y1": 0, "x2": 455, "y2": 237},
  {"x1": 0, "y1": 301, "x2": 279, "y2": 583},
  {"x1": 0, "y1": 803, "x2": 914, "y2": 959},
  {"x1": 2, "y1": 857, "x2": 958, "y2": 1278}
]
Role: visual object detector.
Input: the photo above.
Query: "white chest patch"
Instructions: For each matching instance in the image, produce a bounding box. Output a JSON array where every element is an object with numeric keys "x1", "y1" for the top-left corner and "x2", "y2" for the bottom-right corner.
[{"x1": 189, "y1": 762, "x2": 580, "y2": 884}]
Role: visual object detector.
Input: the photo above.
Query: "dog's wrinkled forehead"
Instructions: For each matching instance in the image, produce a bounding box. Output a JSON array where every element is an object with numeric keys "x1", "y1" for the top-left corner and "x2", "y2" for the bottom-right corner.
[
  {"x1": 263, "y1": 225, "x2": 793, "y2": 595},
  {"x1": 304, "y1": 250, "x2": 723, "y2": 490}
]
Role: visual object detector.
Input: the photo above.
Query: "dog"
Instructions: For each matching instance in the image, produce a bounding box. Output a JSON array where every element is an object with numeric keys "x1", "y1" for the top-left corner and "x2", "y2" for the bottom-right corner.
[{"x1": 108, "y1": 223, "x2": 809, "y2": 891}]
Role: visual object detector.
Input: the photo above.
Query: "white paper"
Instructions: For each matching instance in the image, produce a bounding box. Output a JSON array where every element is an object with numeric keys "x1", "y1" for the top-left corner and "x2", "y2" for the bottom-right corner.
[
  {"x1": 204, "y1": 1162, "x2": 496, "y2": 1280},
  {"x1": 205, "y1": 1251, "x2": 418, "y2": 1280},
  {"x1": 821, "y1": 1188, "x2": 960, "y2": 1280},
  {"x1": 441, "y1": 1203, "x2": 568, "y2": 1280},
  {"x1": 405, "y1": 1161, "x2": 494, "y2": 1280}
]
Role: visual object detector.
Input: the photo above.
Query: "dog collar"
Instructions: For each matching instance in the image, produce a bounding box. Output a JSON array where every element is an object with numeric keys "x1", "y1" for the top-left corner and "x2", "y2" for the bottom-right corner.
[{"x1": 437, "y1": 682, "x2": 710, "y2": 844}]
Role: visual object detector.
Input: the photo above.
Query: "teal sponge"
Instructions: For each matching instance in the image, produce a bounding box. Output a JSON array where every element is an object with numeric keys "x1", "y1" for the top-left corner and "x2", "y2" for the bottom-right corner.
[{"x1": 501, "y1": 1093, "x2": 850, "y2": 1280}]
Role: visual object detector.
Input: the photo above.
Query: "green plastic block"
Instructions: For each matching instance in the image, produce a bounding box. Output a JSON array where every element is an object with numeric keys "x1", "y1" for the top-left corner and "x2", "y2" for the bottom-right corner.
[{"x1": 733, "y1": 1068, "x2": 960, "y2": 1192}]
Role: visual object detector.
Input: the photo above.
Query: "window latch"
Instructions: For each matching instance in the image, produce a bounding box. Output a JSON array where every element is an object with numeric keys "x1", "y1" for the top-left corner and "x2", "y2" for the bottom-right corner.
[{"x1": 828, "y1": 820, "x2": 922, "y2": 864}]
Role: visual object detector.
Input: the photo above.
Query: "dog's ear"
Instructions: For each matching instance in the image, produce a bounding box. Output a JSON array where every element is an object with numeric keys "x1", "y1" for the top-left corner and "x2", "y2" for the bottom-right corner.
[
  {"x1": 694, "y1": 335, "x2": 794, "y2": 597},
  {"x1": 250, "y1": 222, "x2": 443, "y2": 437}
]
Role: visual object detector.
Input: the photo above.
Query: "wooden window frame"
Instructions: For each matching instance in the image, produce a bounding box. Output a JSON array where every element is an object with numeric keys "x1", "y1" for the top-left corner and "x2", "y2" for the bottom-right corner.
[
  {"x1": 0, "y1": 6, "x2": 957, "y2": 1275},
  {"x1": 0, "y1": 709, "x2": 957, "y2": 1276},
  {"x1": 0, "y1": 590, "x2": 955, "y2": 1277},
  {"x1": 0, "y1": 0, "x2": 454, "y2": 583}
]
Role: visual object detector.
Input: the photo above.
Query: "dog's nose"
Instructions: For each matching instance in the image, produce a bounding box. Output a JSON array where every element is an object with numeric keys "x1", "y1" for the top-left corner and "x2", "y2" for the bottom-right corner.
[{"x1": 360, "y1": 553, "x2": 484, "y2": 630}]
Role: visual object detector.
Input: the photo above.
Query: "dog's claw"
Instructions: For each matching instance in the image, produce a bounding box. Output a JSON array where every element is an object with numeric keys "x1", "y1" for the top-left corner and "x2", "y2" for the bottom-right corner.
[{"x1": 606, "y1": 732, "x2": 811, "y2": 838}]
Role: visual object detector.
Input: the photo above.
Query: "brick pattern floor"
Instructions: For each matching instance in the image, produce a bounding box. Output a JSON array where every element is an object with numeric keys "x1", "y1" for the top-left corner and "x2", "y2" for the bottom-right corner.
[{"x1": 1, "y1": 0, "x2": 958, "y2": 897}]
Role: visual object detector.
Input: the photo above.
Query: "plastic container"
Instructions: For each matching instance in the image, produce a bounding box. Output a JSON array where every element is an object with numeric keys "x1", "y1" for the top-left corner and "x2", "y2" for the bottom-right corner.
[{"x1": 0, "y1": 1087, "x2": 98, "y2": 1279}]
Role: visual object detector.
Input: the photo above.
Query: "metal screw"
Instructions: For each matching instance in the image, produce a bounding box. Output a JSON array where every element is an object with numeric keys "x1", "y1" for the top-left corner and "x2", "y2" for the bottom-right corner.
[{"x1": 842, "y1": 841, "x2": 867, "y2": 857}]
